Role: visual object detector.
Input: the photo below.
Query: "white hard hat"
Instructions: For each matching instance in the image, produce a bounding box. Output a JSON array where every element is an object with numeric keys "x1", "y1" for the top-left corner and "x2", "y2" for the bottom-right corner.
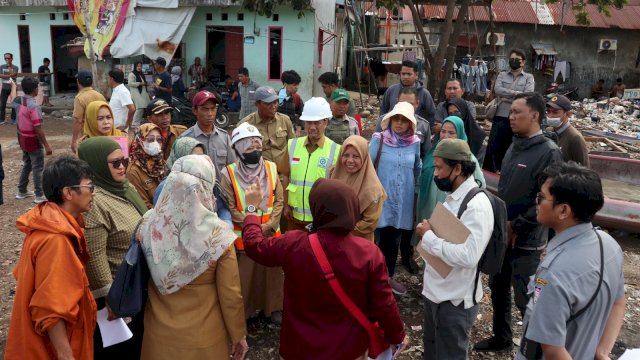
[
  {"x1": 231, "y1": 122, "x2": 263, "y2": 147},
  {"x1": 299, "y1": 97, "x2": 332, "y2": 121}
]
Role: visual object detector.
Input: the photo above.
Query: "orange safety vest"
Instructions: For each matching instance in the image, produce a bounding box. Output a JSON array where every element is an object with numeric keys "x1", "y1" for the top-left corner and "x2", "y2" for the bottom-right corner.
[{"x1": 226, "y1": 160, "x2": 281, "y2": 250}]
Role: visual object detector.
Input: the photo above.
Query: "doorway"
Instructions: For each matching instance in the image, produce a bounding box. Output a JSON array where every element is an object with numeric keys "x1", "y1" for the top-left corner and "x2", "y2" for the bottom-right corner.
[
  {"x1": 17, "y1": 25, "x2": 32, "y2": 73},
  {"x1": 50, "y1": 25, "x2": 83, "y2": 92},
  {"x1": 206, "y1": 26, "x2": 244, "y2": 84}
]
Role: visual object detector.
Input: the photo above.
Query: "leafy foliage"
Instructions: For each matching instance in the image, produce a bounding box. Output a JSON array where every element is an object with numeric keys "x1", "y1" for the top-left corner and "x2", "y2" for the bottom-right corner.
[
  {"x1": 546, "y1": 0, "x2": 627, "y2": 25},
  {"x1": 233, "y1": 0, "x2": 313, "y2": 18}
]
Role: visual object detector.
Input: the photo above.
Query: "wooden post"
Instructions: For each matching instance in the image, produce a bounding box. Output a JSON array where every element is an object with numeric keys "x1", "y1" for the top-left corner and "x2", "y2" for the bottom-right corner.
[{"x1": 82, "y1": 7, "x2": 98, "y2": 88}]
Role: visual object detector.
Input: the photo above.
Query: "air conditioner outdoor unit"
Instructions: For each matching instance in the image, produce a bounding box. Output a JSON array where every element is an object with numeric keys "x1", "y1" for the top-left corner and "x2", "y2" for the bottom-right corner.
[
  {"x1": 598, "y1": 39, "x2": 617, "y2": 51},
  {"x1": 486, "y1": 32, "x2": 506, "y2": 46}
]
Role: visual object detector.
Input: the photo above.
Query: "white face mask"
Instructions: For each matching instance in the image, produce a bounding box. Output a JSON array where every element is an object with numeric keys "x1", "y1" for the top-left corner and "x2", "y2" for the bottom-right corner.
[
  {"x1": 142, "y1": 141, "x2": 162, "y2": 156},
  {"x1": 546, "y1": 117, "x2": 563, "y2": 128}
]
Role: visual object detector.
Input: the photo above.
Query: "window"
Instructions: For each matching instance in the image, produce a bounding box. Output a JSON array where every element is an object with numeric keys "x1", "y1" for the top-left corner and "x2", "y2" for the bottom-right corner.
[
  {"x1": 273, "y1": 14, "x2": 279, "y2": 21},
  {"x1": 206, "y1": 13, "x2": 213, "y2": 20},
  {"x1": 19, "y1": 13, "x2": 26, "y2": 20},
  {"x1": 237, "y1": 13, "x2": 244, "y2": 21},
  {"x1": 318, "y1": 29, "x2": 324, "y2": 66},
  {"x1": 268, "y1": 27, "x2": 282, "y2": 80},
  {"x1": 222, "y1": 13, "x2": 228, "y2": 21},
  {"x1": 17, "y1": 25, "x2": 32, "y2": 72},
  {"x1": 50, "y1": 13, "x2": 56, "y2": 20},
  {"x1": 63, "y1": 13, "x2": 69, "y2": 20}
]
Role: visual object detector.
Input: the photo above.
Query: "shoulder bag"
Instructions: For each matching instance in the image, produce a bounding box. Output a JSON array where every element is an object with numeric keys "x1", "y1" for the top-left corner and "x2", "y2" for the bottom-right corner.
[
  {"x1": 308, "y1": 233, "x2": 391, "y2": 358},
  {"x1": 107, "y1": 221, "x2": 150, "y2": 317}
]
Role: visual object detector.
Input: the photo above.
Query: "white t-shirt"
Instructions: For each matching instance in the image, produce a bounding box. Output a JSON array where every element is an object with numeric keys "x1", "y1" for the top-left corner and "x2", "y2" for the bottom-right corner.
[{"x1": 109, "y1": 84, "x2": 134, "y2": 128}]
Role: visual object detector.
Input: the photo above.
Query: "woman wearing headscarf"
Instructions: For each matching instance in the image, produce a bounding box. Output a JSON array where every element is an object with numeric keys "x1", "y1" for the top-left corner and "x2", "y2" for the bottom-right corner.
[
  {"x1": 79, "y1": 101, "x2": 126, "y2": 144},
  {"x1": 369, "y1": 101, "x2": 421, "y2": 295},
  {"x1": 151, "y1": 137, "x2": 233, "y2": 228},
  {"x1": 331, "y1": 135, "x2": 386, "y2": 241},
  {"x1": 219, "y1": 123, "x2": 284, "y2": 323},
  {"x1": 241, "y1": 178, "x2": 407, "y2": 360},
  {"x1": 127, "y1": 123, "x2": 167, "y2": 208},
  {"x1": 78, "y1": 137, "x2": 148, "y2": 359},
  {"x1": 417, "y1": 115, "x2": 486, "y2": 223},
  {"x1": 139, "y1": 155, "x2": 248, "y2": 360},
  {"x1": 128, "y1": 62, "x2": 150, "y2": 128},
  {"x1": 445, "y1": 97, "x2": 486, "y2": 163},
  {"x1": 171, "y1": 66, "x2": 187, "y2": 99}
]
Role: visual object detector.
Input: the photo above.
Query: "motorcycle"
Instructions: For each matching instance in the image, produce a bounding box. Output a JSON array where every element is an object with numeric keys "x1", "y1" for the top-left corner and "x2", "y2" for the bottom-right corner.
[
  {"x1": 545, "y1": 82, "x2": 579, "y2": 100},
  {"x1": 171, "y1": 88, "x2": 230, "y2": 129}
]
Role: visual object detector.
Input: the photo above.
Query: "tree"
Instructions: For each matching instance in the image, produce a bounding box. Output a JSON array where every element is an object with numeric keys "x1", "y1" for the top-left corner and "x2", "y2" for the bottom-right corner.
[
  {"x1": 233, "y1": 0, "x2": 312, "y2": 17},
  {"x1": 546, "y1": 0, "x2": 627, "y2": 25}
]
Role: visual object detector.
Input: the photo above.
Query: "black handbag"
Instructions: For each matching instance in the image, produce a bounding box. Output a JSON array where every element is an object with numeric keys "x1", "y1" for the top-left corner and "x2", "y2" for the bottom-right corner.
[{"x1": 107, "y1": 222, "x2": 150, "y2": 318}]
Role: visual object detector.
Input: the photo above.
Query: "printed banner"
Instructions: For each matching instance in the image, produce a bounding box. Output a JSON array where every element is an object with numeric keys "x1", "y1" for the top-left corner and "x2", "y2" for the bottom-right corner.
[{"x1": 67, "y1": 0, "x2": 131, "y2": 60}]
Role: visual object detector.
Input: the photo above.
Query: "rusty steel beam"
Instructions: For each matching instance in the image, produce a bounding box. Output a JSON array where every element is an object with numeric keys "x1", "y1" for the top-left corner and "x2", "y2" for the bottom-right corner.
[{"x1": 482, "y1": 170, "x2": 640, "y2": 234}]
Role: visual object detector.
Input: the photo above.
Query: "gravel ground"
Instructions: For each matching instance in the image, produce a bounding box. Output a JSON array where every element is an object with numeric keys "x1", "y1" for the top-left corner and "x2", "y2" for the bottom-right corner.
[{"x1": 0, "y1": 101, "x2": 638, "y2": 359}]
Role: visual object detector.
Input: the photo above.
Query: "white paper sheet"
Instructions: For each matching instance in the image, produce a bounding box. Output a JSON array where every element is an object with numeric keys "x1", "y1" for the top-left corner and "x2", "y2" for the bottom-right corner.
[
  {"x1": 97, "y1": 308, "x2": 133, "y2": 348},
  {"x1": 619, "y1": 349, "x2": 640, "y2": 360}
]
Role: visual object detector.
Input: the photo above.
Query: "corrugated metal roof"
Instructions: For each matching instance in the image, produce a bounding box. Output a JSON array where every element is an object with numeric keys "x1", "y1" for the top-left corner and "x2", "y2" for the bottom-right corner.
[{"x1": 415, "y1": 0, "x2": 640, "y2": 29}]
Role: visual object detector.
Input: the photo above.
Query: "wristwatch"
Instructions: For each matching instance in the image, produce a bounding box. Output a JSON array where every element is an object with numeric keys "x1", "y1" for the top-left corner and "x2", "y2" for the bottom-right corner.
[{"x1": 246, "y1": 205, "x2": 257, "y2": 213}]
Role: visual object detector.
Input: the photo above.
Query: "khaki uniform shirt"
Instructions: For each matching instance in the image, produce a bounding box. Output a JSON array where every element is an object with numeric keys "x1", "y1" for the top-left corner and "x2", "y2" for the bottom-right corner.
[
  {"x1": 126, "y1": 162, "x2": 160, "y2": 209},
  {"x1": 239, "y1": 112, "x2": 295, "y2": 164},
  {"x1": 161, "y1": 124, "x2": 188, "y2": 160},
  {"x1": 74, "y1": 87, "x2": 106, "y2": 132}
]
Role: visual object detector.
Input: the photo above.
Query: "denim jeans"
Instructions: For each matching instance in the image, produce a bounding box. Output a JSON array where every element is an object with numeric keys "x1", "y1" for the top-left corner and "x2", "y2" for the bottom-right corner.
[{"x1": 18, "y1": 148, "x2": 44, "y2": 197}]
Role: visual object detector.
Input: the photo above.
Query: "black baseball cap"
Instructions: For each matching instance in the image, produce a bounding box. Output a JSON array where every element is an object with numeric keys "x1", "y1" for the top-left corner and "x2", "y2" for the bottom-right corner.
[
  {"x1": 146, "y1": 98, "x2": 173, "y2": 115},
  {"x1": 76, "y1": 70, "x2": 92, "y2": 80},
  {"x1": 546, "y1": 95, "x2": 572, "y2": 111}
]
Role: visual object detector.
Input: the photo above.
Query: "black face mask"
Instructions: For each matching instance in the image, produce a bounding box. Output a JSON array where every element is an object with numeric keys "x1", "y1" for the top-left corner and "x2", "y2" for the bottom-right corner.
[
  {"x1": 509, "y1": 59, "x2": 522, "y2": 70},
  {"x1": 434, "y1": 168, "x2": 458, "y2": 192},
  {"x1": 241, "y1": 150, "x2": 262, "y2": 165}
]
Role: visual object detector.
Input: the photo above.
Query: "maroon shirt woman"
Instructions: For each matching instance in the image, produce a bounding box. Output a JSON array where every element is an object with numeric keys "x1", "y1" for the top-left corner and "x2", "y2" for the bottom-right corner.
[{"x1": 242, "y1": 178, "x2": 406, "y2": 360}]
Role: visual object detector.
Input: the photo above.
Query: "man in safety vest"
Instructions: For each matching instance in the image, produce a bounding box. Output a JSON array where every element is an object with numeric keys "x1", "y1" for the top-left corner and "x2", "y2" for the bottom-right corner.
[
  {"x1": 278, "y1": 97, "x2": 341, "y2": 231},
  {"x1": 219, "y1": 122, "x2": 285, "y2": 324}
]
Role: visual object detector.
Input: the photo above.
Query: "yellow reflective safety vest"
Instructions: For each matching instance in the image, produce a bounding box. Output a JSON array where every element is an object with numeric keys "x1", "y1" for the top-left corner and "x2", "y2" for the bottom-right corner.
[
  {"x1": 286, "y1": 136, "x2": 340, "y2": 222},
  {"x1": 226, "y1": 160, "x2": 280, "y2": 250}
]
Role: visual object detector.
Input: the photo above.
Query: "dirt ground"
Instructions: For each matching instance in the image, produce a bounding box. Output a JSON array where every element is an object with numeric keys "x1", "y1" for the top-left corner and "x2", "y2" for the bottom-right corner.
[{"x1": 0, "y1": 112, "x2": 639, "y2": 359}]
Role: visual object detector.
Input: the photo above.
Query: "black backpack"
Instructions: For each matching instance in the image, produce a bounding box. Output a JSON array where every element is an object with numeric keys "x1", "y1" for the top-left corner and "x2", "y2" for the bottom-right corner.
[{"x1": 457, "y1": 187, "x2": 508, "y2": 304}]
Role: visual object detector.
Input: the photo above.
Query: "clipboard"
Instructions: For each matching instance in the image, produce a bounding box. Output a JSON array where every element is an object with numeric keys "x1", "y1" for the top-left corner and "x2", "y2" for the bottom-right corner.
[{"x1": 415, "y1": 202, "x2": 471, "y2": 278}]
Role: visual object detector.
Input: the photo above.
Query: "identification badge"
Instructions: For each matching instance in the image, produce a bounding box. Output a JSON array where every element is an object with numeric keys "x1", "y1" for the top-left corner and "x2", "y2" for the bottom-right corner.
[{"x1": 318, "y1": 157, "x2": 329, "y2": 168}]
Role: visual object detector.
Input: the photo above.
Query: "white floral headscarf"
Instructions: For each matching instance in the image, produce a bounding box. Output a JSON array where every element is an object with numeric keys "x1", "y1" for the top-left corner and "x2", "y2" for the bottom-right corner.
[{"x1": 139, "y1": 155, "x2": 236, "y2": 294}]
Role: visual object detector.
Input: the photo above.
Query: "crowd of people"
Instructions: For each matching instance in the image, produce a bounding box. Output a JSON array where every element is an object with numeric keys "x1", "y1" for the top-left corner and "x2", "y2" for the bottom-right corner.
[{"x1": 1, "y1": 50, "x2": 628, "y2": 360}]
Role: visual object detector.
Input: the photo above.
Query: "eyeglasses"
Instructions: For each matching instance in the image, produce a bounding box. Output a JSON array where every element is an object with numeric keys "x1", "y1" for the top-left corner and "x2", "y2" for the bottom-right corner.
[
  {"x1": 143, "y1": 136, "x2": 164, "y2": 143},
  {"x1": 108, "y1": 157, "x2": 129, "y2": 169},
  {"x1": 69, "y1": 184, "x2": 96, "y2": 193},
  {"x1": 535, "y1": 192, "x2": 553, "y2": 205}
]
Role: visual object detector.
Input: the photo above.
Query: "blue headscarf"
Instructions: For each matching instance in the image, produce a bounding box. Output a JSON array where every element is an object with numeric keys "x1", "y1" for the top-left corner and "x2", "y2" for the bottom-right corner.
[{"x1": 416, "y1": 116, "x2": 485, "y2": 224}]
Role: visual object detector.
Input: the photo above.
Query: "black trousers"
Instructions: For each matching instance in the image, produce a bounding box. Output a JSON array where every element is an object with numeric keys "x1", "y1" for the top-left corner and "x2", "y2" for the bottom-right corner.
[
  {"x1": 0, "y1": 87, "x2": 15, "y2": 123},
  {"x1": 93, "y1": 297, "x2": 144, "y2": 360},
  {"x1": 376, "y1": 226, "x2": 413, "y2": 277},
  {"x1": 399, "y1": 228, "x2": 415, "y2": 263},
  {"x1": 488, "y1": 247, "x2": 542, "y2": 343},
  {"x1": 423, "y1": 297, "x2": 479, "y2": 360},
  {"x1": 482, "y1": 116, "x2": 512, "y2": 172}
]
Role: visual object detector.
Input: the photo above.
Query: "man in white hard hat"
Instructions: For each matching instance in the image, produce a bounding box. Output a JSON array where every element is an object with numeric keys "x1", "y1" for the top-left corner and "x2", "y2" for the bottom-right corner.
[{"x1": 277, "y1": 97, "x2": 341, "y2": 230}]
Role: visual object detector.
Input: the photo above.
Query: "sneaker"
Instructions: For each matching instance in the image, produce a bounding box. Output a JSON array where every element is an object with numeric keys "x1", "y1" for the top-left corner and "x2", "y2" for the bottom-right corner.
[
  {"x1": 16, "y1": 191, "x2": 36, "y2": 199},
  {"x1": 473, "y1": 337, "x2": 513, "y2": 352},
  {"x1": 389, "y1": 278, "x2": 407, "y2": 296},
  {"x1": 270, "y1": 311, "x2": 283, "y2": 325},
  {"x1": 33, "y1": 195, "x2": 47, "y2": 204}
]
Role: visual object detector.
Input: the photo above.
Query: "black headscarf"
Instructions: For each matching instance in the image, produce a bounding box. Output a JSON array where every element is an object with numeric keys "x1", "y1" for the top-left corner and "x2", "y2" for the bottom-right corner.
[
  {"x1": 132, "y1": 62, "x2": 144, "y2": 94},
  {"x1": 309, "y1": 178, "x2": 360, "y2": 235},
  {"x1": 446, "y1": 97, "x2": 485, "y2": 158}
]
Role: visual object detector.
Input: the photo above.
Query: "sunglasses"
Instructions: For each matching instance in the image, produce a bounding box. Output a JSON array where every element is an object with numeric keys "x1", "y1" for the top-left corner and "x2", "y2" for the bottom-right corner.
[
  {"x1": 143, "y1": 135, "x2": 164, "y2": 143},
  {"x1": 69, "y1": 184, "x2": 96, "y2": 193},
  {"x1": 108, "y1": 157, "x2": 129, "y2": 169}
]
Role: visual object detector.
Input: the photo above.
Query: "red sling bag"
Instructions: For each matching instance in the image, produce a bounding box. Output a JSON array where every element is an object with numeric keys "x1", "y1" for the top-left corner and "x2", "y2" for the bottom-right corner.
[{"x1": 308, "y1": 233, "x2": 390, "y2": 358}]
